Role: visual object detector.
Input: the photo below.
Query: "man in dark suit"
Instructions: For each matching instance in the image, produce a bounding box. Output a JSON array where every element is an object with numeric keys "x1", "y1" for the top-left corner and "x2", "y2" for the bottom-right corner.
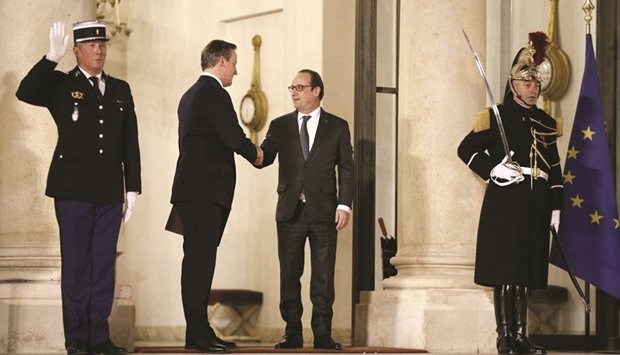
[
  {"x1": 15, "y1": 21, "x2": 141, "y2": 355},
  {"x1": 170, "y1": 39, "x2": 263, "y2": 353},
  {"x1": 259, "y1": 69, "x2": 355, "y2": 350}
]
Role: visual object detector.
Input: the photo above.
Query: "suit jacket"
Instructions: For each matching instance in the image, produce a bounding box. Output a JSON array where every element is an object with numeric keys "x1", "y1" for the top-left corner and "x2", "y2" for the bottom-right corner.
[
  {"x1": 260, "y1": 109, "x2": 355, "y2": 222},
  {"x1": 171, "y1": 75, "x2": 257, "y2": 208},
  {"x1": 15, "y1": 57, "x2": 141, "y2": 203}
]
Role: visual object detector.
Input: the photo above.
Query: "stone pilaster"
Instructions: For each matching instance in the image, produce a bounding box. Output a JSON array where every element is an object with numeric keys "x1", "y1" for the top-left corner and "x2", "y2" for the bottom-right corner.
[
  {"x1": 355, "y1": 0, "x2": 494, "y2": 352},
  {"x1": 1, "y1": 2, "x2": 98, "y2": 353}
]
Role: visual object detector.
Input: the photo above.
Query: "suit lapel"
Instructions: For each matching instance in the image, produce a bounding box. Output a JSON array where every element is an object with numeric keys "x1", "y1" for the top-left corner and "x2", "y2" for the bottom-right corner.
[
  {"x1": 101, "y1": 71, "x2": 116, "y2": 101},
  {"x1": 288, "y1": 112, "x2": 305, "y2": 160},
  {"x1": 308, "y1": 108, "x2": 330, "y2": 160}
]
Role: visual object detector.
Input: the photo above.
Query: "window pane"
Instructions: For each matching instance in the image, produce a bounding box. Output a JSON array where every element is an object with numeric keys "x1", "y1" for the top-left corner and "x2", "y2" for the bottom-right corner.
[{"x1": 376, "y1": 0, "x2": 398, "y2": 88}]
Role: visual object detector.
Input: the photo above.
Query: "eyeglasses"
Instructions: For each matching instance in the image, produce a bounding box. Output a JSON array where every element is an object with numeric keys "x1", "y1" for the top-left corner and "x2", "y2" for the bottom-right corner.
[{"x1": 287, "y1": 84, "x2": 312, "y2": 92}]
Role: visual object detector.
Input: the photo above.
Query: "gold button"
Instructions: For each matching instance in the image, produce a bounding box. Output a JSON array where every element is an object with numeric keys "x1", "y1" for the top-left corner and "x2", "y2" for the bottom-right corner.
[
  {"x1": 99, "y1": 149, "x2": 104, "y2": 154},
  {"x1": 99, "y1": 134, "x2": 103, "y2": 139},
  {"x1": 99, "y1": 120, "x2": 104, "y2": 124},
  {"x1": 99, "y1": 105, "x2": 103, "y2": 110}
]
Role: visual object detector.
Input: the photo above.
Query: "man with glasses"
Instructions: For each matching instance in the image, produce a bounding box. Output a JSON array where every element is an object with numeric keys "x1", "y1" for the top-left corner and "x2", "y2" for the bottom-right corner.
[{"x1": 258, "y1": 69, "x2": 355, "y2": 350}]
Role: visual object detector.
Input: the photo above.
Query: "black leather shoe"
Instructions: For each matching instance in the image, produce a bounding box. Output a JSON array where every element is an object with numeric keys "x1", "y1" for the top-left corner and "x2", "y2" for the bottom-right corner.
[
  {"x1": 185, "y1": 338, "x2": 228, "y2": 353},
  {"x1": 496, "y1": 336, "x2": 517, "y2": 354},
  {"x1": 274, "y1": 334, "x2": 303, "y2": 349},
  {"x1": 90, "y1": 340, "x2": 127, "y2": 355},
  {"x1": 314, "y1": 336, "x2": 342, "y2": 350},
  {"x1": 513, "y1": 333, "x2": 546, "y2": 355},
  {"x1": 208, "y1": 327, "x2": 237, "y2": 349},
  {"x1": 66, "y1": 339, "x2": 88, "y2": 355}
]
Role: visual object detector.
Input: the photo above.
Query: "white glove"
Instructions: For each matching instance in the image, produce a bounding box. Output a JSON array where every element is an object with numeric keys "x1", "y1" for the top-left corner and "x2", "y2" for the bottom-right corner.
[
  {"x1": 123, "y1": 191, "x2": 138, "y2": 223},
  {"x1": 490, "y1": 152, "x2": 524, "y2": 186},
  {"x1": 550, "y1": 210, "x2": 561, "y2": 231},
  {"x1": 46, "y1": 21, "x2": 69, "y2": 63}
]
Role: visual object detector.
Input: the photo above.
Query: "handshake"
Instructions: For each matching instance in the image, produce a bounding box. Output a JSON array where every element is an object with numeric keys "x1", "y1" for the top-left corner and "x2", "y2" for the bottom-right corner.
[{"x1": 253, "y1": 145, "x2": 264, "y2": 166}]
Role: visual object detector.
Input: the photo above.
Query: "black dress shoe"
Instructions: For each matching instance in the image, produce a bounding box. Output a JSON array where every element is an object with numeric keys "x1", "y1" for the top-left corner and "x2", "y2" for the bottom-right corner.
[
  {"x1": 185, "y1": 338, "x2": 228, "y2": 353},
  {"x1": 314, "y1": 335, "x2": 342, "y2": 350},
  {"x1": 274, "y1": 334, "x2": 303, "y2": 349},
  {"x1": 208, "y1": 327, "x2": 237, "y2": 349},
  {"x1": 513, "y1": 333, "x2": 546, "y2": 355},
  {"x1": 90, "y1": 340, "x2": 127, "y2": 355},
  {"x1": 66, "y1": 339, "x2": 88, "y2": 355},
  {"x1": 496, "y1": 336, "x2": 517, "y2": 354}
]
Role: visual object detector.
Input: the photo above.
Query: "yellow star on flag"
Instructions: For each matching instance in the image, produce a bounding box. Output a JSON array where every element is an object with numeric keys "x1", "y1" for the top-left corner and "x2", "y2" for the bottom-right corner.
[
  {"x1": 615, "y1": 219, "x2": 620, "y2": 229},
  {"x1": 589, "y1": 210, "x2": 603, "y2": 225},
  {"x1": 570, "y1": 194, "x2": 584, "y2": 208},
  {"x1": 582, "y1": 126, "x2": 596, "y2": 140},
  {"x1": 563, "y1": 171, "x2": 576, "y2": 185},
  {"x1": 567, "y1": 146, "x2": 580, "y2": 160}
]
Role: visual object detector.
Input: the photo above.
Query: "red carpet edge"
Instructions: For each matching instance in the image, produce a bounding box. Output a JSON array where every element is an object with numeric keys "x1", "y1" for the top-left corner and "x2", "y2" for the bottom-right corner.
[{"x1": 135, "y1": 346, "x2": 427, "y2": 353}]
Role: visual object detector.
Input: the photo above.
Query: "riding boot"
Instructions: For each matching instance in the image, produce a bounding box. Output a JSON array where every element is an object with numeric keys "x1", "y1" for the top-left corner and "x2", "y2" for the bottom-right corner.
[
  {"x1": 513, "y1": 286, "x2": 546, "y2": 355},
  {"x1": 494, "y1": 285, "x2": 517, "y2": 354}
]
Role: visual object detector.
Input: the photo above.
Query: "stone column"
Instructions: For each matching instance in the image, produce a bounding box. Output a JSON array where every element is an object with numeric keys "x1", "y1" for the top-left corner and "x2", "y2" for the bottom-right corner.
[
  {"x1": 0, "y1": 2, "x2": 95, "y2": 353},
  {"x1": 355, "y1": 1, "x2": 494, "y2": 352}
]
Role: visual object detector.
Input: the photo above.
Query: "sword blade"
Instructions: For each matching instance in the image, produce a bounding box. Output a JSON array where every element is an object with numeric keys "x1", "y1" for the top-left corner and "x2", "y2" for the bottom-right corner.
[
  {"x1": 550, "y1": 226, "x2": 591, "y2": 313},
  {"x1": 462, "y1": 30, "x2": 513, "y2": 163}
]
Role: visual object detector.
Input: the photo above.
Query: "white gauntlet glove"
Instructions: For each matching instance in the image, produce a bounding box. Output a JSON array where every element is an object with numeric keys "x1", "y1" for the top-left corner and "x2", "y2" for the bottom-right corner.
[
  {"x1": 490, "y1": 152, "x2": 524, "y2": 186},
  {"x1": 123, "y1": 192, "x2": 138, "y2": 223},
  {"x1": 550, "y1": 210, "x2": 561, "y2": 231},
  {"x1": 46, "y1": 21, "x2": 69, "y2": 63}
]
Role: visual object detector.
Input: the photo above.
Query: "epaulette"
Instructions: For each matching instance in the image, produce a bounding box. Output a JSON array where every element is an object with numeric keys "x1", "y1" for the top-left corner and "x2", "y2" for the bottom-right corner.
[
  {"x1": 555, "y1": 117, "x2": 563, "y2": 137},
  {"x1": 473, "y1": 108, "x2": 491, "y2": 132}
]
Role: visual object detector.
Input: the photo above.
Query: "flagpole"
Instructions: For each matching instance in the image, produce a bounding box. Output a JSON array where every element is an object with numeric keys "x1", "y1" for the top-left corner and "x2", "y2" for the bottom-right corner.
[{"x1": 581, "y1": 0, "x2": 594, "y2": 348}]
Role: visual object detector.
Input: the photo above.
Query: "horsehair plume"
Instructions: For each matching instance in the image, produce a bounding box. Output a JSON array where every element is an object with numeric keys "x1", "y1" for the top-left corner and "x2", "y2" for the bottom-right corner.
[{"x1": 529, "y1": 31, "x2": 548, "y2": 65}]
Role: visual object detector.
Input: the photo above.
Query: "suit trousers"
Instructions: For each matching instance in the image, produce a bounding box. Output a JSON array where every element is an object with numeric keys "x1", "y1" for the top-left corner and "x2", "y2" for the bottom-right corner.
[
  {"x1": 54, "y1": 199, "x2": 122, "y2": 346},
  {"x1": 276, "y1": 201, "x2": 338, "y2": 337},
  {"x1": 175, "y1": 201, "x2": 230, "y2": 343}
]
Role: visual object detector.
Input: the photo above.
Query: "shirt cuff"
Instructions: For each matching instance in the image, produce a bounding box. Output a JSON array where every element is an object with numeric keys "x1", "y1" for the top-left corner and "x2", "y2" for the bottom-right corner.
[{"x1": 337, "y1": 204, "x2": 351, "y2": 213}]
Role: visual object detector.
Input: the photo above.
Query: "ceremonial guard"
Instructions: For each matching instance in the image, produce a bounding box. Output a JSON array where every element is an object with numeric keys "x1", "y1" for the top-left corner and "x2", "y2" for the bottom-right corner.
[
  {"x1": 16, "y1": 20, "x2": 140, "y2": 355},
  {"x1": 457, "y1": 33, "x2": 564, "y2": 355}
]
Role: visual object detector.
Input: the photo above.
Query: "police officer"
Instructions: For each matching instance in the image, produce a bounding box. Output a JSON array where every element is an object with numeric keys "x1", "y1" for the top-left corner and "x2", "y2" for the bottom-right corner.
[
  {"x1": 16, "y1": 20, "x2": 141, "y2": 355},
  {"x1": 457, "y1": 32, "x2": 563, "y2": 355}
]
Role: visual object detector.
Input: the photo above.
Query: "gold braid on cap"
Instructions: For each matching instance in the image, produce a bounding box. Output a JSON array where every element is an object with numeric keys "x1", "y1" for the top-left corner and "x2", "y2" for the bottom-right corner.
[{"x1": 509, "y1": 32, "x2": 548, "y2": 82}]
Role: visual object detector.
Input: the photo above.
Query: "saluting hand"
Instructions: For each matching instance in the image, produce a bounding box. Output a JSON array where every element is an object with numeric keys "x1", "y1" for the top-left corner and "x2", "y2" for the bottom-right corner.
[{"x1": 46, "y1": 21, "x2": 69, "y2": 63}]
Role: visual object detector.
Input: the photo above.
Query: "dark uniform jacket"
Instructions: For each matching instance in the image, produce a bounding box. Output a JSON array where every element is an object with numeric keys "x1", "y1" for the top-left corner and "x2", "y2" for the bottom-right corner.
[
  {"x1": 171, "y1": 75, "x2": 257, "y2": 208},
  {"x1": 260, "y1": 109, "x2": 355, "y2": 222},
  {"x1": 457, "y1": 97, "x2": 564, "y2": 288},
  {"x1": 15, "y1": 57, "x2": 141, "y2": 203}
]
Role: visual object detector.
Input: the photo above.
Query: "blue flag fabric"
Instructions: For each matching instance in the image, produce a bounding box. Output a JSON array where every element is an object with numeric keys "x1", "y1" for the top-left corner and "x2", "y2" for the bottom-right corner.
[{"x1": 550, "y1": 34, "x2": 620, "y2": 300}]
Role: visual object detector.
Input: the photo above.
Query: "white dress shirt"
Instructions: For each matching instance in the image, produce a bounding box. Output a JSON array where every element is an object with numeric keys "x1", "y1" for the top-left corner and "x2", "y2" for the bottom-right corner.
[
  {"x1": 79, "y1": 67, "x2": 105, "y2": 95},
  {"x1": 297, "y1": 107, "x2": 351, "y2": 214}
]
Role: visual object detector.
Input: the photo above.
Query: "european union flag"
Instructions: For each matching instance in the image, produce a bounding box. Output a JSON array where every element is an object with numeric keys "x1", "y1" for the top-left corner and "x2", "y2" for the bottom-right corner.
[{"x1": 550, "y1": 34, "x2": 620, "y2": 300}]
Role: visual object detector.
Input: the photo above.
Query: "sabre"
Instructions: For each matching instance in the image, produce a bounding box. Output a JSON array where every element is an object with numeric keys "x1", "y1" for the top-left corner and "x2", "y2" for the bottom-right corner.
[
  {"x1": 550, "y1": 226, "x2": 591, "y2": 313},
  {"x1": 462, "y1": 30, "x2": 513, "y2": 164}
]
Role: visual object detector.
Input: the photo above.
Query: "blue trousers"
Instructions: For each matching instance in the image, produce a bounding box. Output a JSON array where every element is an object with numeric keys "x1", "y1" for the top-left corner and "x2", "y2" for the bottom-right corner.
[{"x1": 54, "y1": 199, "x2": 122, "y2": 347}]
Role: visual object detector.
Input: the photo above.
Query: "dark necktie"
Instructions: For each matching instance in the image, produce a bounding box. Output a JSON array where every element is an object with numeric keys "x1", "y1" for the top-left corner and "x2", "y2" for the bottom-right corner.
[
  {"x1": 89, "y1": 76, "x2": 103, "y2": 101},
  {"x1": 300, "y1": 115, "x2": 311, "y2": 159}
]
